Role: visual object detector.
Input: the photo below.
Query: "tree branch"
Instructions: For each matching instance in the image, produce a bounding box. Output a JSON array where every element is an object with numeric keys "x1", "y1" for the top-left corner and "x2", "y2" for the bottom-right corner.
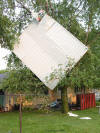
[
  {"x1": 85, "y1": 13, "x2": 93, "y2": 45},
  {"x1": 74, "y1": 0, "x2": 83, "y2": 13},
  {"x1": 16, "y1": 0, "x2": 32, "y2": 15}
]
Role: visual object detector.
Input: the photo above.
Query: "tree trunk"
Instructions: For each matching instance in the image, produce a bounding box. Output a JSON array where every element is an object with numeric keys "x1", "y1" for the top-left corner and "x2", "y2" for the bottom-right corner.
[
  {"x1": 49, "y1": 89, "x2": 57, "y2": 102},
  {"x1": 61, "y1": 86, "x2": 69, "y2": 113}
]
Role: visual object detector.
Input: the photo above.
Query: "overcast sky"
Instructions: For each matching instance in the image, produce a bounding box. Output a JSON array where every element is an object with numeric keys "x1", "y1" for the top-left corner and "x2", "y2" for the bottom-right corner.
[{"x1": 0, "y1": 46, "x2": 10, "y2": 70}]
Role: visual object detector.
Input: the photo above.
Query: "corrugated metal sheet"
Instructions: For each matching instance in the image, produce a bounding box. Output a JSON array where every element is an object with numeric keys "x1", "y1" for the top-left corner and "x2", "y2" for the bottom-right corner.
[{"x1": 13, "y1": 14, "x2": 88, "y2": 90}]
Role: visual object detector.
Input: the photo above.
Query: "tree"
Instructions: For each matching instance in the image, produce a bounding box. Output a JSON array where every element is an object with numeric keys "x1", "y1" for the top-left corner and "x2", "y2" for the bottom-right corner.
[
  {"x1": 1, "y1": 0, "x2": 100, "y2": 113},
  {"x1": 0, "y1": 14, "x2": 17, "y2": 50},
  {"x1": 0, "y1": 67, "x2": 47, "y2": 94},
  {"x1": 46, "y1": 0, "x2": 100, "y2": 113}
]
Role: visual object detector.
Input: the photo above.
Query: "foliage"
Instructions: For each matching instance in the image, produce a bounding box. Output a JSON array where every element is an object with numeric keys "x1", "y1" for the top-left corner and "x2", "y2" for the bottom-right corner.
[
  {"x1": 96, "y1": 101, "x2": 100, "y2": 106},
  {"x1": 0, "y1": 0, "x2": 100, "y2": 106},
  {"x1": 0, "y1": 67, "x2": 48, "y2": 93},
  {"x1": 0, "y1": 69, "x2": 8, "y2": 74},
  {"x1": 0, "y1": 14, "x2": 18, "y2": 50},
  {"x1": 65, "y1": 52, "x2": 98, "y2": 89}
]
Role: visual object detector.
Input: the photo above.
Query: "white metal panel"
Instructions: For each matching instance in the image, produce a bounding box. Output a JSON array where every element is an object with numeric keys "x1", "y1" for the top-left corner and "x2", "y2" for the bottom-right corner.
[
  {"x1": 13, "y1": 14, "x2": 88, "y2": 90},
  {"x1": 39, "y1": 15, "x2": 88, "y2": 62}
]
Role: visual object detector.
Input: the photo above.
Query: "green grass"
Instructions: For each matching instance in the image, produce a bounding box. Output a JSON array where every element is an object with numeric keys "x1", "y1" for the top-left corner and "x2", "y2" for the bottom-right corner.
[{"x1": 0, "y1": 108, "x2": 100, "y2": 133}]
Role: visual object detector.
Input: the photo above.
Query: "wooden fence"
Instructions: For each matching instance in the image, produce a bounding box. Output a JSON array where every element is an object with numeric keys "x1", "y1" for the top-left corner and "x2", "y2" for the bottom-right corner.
[{"x1": 76, "y1": 93, "x2": 96, "y2": 110}]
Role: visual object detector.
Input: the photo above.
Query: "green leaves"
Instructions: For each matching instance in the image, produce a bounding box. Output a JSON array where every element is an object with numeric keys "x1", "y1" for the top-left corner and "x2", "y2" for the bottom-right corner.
[
  {"x1": 0, "y1": 67, "x2": 47, "y2": 93},
  {"x1": 0, "y1": 15, "x2": 18, "y2": 50}
]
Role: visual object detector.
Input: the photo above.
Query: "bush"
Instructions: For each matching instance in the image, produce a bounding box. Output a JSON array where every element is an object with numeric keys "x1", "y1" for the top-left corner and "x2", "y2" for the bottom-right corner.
[{"x1": 96, "y1": 101, "x2": 100, "y2": 106}]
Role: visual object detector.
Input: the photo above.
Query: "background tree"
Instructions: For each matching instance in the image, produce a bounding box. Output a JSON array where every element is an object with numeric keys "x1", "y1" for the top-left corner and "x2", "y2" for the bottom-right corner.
[
  {"x1": 0, "y1": 67, "x2": 48, "y2": 94},
  {"x1": 0, "y1": 14, "x2": 17, "y2": 49}
]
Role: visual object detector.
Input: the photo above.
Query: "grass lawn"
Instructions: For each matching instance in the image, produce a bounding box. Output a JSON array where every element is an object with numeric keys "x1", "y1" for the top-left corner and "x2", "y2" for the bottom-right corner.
[{"x1": 0, "y1": 108, "x2": 100, "y2": 133}]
